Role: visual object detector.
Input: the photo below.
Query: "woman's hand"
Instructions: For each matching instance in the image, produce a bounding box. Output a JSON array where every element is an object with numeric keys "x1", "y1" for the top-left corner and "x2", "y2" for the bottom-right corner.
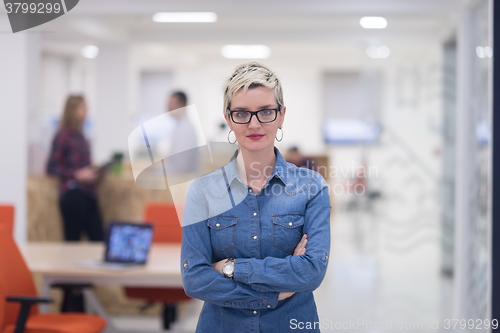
[
  {"x1": 74, "y1": 167, "x2": 98, "y2": 184},
  {"x1": 213, "y1": 235, "x2": 307, "y2": 300},
  {"x1": 293, "y1": 234, "x2": 308, "y2": 256},
  {"x1": 212, "y1": 259, "x2": 227, "y2": 274},
  {"x1": 278, "y1": 234, "x2": 308, "y2": 301},
  {"x1": 278, "y1": 292, "x2": 295, "y2": 301}
]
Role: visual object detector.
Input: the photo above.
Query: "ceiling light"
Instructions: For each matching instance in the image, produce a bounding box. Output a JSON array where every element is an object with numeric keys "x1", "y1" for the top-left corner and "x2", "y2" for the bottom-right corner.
[
  {"x1": 81, "y1": 45, "x2": 99, "y2": 59},
  {"x1": 360, "y1": 17, "x2": 388, "y2": 29},
  {"x1": 152, "y1": 12, "x2": 217, "y2": 23},
  {"x1": 484, "y1": 46, "x2": 493, "y2": 58},
  {"x1": 366, "y1": 45, "x2": 390, "y2": 59},
  {"x1": 476, "y1": 46, "x2": 485, "y2": 58},
  {"x1": 485, "y1": 46, "x2": 493, "y2": 58},
  {"x1": 476, "y1": 46, "x2": 493, "y2": 58},
  {"x1": 221, "y1": 45, "x2": 271, "y2": 59}
]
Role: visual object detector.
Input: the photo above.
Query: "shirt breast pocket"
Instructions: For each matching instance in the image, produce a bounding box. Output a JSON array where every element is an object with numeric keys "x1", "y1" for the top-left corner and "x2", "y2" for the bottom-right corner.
[
  {"x1": 272, "y1": 214, "x2": 305, "y2": 252},
  {"x1": 207, "y1": 216, "x2": 238, "y2": 252}
]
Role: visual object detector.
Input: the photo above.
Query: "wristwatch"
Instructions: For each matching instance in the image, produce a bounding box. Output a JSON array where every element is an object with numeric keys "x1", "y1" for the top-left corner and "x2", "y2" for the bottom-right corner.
[{"x1": 222, "y1": 258, "x2": 236, "y2": 279}]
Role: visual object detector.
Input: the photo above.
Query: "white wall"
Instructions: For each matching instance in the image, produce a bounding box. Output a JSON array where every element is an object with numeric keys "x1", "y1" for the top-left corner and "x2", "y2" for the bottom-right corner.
[
  {"x1": 93, "y1": 43, "x2": 134, "y2": 164},
  {"x1": 0, "y1": 18, "x2": 39, "y2": 243}
]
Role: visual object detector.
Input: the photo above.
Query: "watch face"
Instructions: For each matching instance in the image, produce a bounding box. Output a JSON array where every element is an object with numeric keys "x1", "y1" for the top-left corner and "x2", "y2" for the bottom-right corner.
[{"x1": 223, "y1": 261, "x2": 234, "y2": 275}]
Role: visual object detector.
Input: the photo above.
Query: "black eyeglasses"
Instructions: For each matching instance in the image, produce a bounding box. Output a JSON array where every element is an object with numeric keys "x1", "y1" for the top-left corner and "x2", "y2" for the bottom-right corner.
[{"x1": 226, "y1": 107, "x2": 280, "y2": 124}]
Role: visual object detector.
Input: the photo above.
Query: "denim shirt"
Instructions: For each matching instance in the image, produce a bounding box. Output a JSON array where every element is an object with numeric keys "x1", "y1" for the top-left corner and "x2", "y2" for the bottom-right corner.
[{"x1": 181, "y1": 147, "x2": 331, "y2": 333}]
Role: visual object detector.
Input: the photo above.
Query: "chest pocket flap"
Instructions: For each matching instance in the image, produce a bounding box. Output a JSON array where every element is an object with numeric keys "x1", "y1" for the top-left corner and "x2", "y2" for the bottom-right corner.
[
  {"x1": 207, "y1": 216, "x2": 238, "y2": 252},
  {"x1": 272, "y1": 214, "x2": 305, "y2": 252}
]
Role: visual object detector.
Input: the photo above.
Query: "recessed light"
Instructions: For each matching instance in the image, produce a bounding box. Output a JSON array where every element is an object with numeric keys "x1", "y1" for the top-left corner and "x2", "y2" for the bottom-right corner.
[
  {"x1": 81, "y1": 45, "x2": 99, "y2": 59},
  {"x1": 484, "y1": 46, "x2": 493, "y2": 58},
  {"x1": 152, "y1": 12, "x2": 217, "y2": 23},
  {"x1": 477, "y1": 46, "x2": 493, "y2": 58},
  {"x1": 476, "y1": 46, "x2": 485, "y2": 58},
  {"x1": 360, "y1": 17, "x2": 388, "y2": 29},
  {"x1": 221, "y1": 45, "x2": 270, "y2": 59}
]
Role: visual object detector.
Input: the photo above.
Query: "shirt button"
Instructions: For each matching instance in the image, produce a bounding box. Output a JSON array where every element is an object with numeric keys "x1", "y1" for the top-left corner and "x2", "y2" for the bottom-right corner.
[
  {"x1": 253, "y1": 212, "x2": 257, "y2": 216},
  {"x1": 253, "y1": 310, "x2": 257, "y2": 314},
  {"x1": 183, "y1": 263, "x2": 188, "y2": 267},
  {"x1": 215, "y1": 223, "x2": 220, "y2": 227},
  {"x1": 267, "y1": 305, "x2": 271, "y2": 308},
  {"x1": 288, "y1": 222, "x2": 293, "y2": 226},
  {"x1": 253, "y1": 235, "x2": 258, "y2": 240}
]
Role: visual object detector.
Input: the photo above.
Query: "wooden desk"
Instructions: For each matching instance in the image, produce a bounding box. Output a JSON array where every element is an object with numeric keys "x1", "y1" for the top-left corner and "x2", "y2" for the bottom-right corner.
[
  {"x1": 19, "y1": 243, "x2": 187, "y2": 333},
  {"x1": 20, "y1": 243, "x2": 183, "y2": 287}
]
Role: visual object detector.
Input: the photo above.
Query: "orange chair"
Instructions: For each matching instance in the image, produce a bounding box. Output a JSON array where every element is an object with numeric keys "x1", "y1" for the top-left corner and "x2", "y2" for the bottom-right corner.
[
  {"x1": 0, "y1": 205, "x2": 14, "y2": 236},
  {"x1": 125, "y1": 203, "x2": 190, "y2": 330},
  {"x1": 0, "y1": 205, "x2": 107, "y2": 333}
]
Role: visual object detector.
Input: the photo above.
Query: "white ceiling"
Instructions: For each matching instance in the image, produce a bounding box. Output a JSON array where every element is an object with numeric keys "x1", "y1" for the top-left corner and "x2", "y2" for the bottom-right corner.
[
  {"x1": 36, "y1": 0, "x2": 462, "y2": 53},
  {"x1": 72, "y1": 0, "x2": 461, "y2": 15}
]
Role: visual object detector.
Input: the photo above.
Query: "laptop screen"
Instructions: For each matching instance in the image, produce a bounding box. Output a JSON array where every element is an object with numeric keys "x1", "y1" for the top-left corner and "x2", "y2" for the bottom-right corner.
[{"x1": 104, "y1": 222, "x2": 154, "y2": 264}]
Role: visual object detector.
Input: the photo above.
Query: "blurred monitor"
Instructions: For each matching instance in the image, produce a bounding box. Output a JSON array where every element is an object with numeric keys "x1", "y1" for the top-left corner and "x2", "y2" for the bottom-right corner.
[
  {"x1": 104, "y1": 221, "x2": 154, "y2": 265},
  {"x1": 323, "y1": 119, "x2": 380, "y2": 144}
]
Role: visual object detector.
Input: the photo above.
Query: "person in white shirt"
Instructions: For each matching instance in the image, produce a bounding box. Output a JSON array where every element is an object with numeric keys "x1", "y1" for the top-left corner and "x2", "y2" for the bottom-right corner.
[{"x1": 166, "y1": 91, "x2": 200, "y2": 174}]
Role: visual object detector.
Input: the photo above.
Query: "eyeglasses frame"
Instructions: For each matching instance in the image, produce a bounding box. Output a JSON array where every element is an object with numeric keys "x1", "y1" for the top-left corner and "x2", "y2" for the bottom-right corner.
[{"x1": 226, "y1": 106, "x2": 281, "y2": 124}]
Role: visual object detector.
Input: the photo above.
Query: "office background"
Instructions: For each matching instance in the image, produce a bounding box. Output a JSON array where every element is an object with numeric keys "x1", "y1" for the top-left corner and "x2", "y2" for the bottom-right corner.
[{"x1": 0, "y1": 0, "x2": 494, "y2": 331}]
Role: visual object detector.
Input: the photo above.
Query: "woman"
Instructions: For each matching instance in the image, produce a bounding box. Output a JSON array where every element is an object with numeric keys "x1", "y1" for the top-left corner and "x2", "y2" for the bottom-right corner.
[
  {"x1": 181, "y1": 62, "x2": 331, "y2": 332},
  {"x1": 47, "y1": 95, "x2": 104, "y2": 242}
]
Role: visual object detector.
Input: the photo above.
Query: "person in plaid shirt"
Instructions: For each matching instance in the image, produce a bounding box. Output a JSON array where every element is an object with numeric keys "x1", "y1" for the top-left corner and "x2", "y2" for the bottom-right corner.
[{"x1": 47, "y1": 95, "x2": 104, "y2": 242}]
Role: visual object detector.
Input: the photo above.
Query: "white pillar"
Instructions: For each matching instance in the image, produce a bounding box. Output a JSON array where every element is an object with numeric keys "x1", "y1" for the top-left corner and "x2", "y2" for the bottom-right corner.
[
  {"x1": 453, "y1": 0, "x2": 492, "y2": 320},
  {"x1": 93, "y1": 43, "x2": 133, "y2": 164},
  {"x1": 0, "y1": 19, "x2": 40, "y2": 243}
]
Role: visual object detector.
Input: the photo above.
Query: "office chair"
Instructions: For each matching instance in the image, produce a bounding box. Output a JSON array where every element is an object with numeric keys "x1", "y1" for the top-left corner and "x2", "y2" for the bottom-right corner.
[
  {"x1": 125, "y1": 203, "x2": 191, "y2": 330},
  {"x1": 0, "y1": 205, "x2": 107, "y2": 333}
]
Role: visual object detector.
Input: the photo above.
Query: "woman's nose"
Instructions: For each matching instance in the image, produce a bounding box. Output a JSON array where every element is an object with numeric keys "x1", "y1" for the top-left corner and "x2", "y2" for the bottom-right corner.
[{"x1": 248, "y1": 114, "x2": 261, "y2": 128}]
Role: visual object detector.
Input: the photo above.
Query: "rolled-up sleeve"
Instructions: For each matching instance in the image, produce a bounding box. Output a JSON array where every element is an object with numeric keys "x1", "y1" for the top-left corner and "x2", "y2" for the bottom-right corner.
[
  {"x1": 233, "y1": 181, "x2": 331, "y2": 293},
  {"x1": 181, "y1": 180, "x2": 280, "y2": 309}
]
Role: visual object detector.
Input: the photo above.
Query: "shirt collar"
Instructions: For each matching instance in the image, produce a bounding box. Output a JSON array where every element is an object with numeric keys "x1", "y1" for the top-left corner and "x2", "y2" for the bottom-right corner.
[{"x1": 224, "y1": 147, "x2": 291, "y2": 187}]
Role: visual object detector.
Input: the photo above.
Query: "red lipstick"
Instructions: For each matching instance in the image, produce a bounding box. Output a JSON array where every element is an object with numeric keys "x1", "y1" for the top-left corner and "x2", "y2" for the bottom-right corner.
[{"x1": 247, "y1": 134, "x2": 264, "y2": 140}]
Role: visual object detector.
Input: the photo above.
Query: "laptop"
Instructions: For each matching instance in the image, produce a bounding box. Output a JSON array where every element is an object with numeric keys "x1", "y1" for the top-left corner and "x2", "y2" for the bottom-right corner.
[{"x1": 77, "y1": 221, "x2": 154, "y2": 270}]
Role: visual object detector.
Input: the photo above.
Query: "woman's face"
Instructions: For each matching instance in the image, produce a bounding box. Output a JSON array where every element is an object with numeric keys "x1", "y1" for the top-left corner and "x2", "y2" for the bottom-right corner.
[
  {"x1": 76, "y1": 101, "x2": 87, "y2": 121},
  {"x1": 225, "y1": 86, "x2": 286, "y2": 154}
]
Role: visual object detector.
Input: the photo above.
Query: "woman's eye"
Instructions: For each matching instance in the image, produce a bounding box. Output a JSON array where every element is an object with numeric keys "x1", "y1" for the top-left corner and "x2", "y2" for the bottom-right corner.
[
  {"x1": 235, "y1": 112, "x2": 248, "y2": 118},
  {"x1": 260, "y1": 109, "x2": 273, "y2": 115}
]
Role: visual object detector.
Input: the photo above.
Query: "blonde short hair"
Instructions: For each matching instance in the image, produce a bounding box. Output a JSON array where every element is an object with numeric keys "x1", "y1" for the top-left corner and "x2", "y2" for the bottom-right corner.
[{"x1": 223, "y1": 62, "x2": 283, "y2": 113}]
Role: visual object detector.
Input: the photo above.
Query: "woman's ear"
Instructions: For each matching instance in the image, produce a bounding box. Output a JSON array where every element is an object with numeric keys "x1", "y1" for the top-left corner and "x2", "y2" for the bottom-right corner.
[
  {"x1": 224, "y1": 113, "x2": 233, "y2": 131},
  {"x1": 279, "y1": 105, "x2": 286, "y2": 127}
]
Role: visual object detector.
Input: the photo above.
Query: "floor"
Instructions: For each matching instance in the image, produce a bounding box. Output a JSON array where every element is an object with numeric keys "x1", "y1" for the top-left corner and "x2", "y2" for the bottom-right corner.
[{"x1": 112, "y1": 191, "x2": 454, "y2": 332}]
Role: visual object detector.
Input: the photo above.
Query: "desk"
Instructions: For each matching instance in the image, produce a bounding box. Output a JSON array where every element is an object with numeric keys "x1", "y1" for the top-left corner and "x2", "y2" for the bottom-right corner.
[{"x1": 19, "y1": 243, "x2": 190, "y2": 333}]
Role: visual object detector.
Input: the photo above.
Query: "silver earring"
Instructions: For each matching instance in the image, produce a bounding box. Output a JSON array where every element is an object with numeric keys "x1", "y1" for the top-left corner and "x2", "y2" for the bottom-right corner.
[
  {"x1": 228, "y1": 130, "x2": 237, "y2": 144},
  {"x1": 275, "y1": 126, "x2": 283, "y2": 142}
]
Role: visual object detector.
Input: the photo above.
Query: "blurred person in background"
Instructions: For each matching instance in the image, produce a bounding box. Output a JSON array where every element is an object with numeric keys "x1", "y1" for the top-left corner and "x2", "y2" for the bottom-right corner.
[
  {"x1": 166, "y1": 90, "x2": 199, "y2": 174},
  {"x1": 47, "y1": 95, "x2": 104, "y2": 242},
  {"x1": 47, "y1": 95, "x2": 104, "y2": 312}
]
